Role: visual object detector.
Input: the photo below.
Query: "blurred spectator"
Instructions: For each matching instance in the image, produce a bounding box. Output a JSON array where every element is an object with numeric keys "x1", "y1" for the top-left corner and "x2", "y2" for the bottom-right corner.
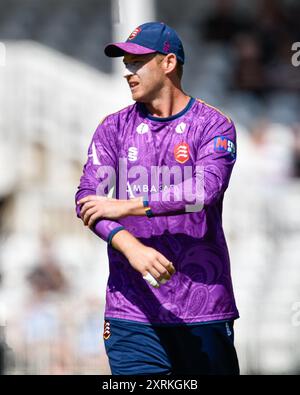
[
  {"x1": 249, "y1": 119, "x2": 294, "y2": 184},
  {"x1": 25, "y1": 234, "x2": 69, "y2": 295},
  {"x1": 256, "y1": 0, "x2": 289, "y2": 65},
  {"x1": 201, "y1": 0, "x2": 300, "y2": 95},
  {"x1": 266, "y1": 36, "x2": 300, "y2": 91},
  {"x1": 202, "y1": 0, "x2": 252, "y2": 43},
  {"x1": 232, "y1": 33, "x2": 266, "y2": 96},
  {"x1": 76, "y1": 297, "x2": 110, "y2": 374},
  {"x1": 4, "y1": 235, "x2": 110, "y2": 374},
  {"x1": 285, "y1": 2, "x2": 300, "y2": 40},
  {"x1": 26, "y1": 261, "x2": 68, "y2": 296},
  {"x1": 21, "y1": 256, "x2": 71, "y2": 374}
]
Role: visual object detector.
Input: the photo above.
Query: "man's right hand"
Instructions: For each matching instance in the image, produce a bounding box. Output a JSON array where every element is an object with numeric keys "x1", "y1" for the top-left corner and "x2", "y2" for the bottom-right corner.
[{"x1": 111, "y1": 229, "x2": 176, "y2": 285}]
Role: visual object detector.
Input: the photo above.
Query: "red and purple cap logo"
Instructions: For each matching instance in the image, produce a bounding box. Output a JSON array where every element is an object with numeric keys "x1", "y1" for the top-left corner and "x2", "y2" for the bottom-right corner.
[
  {"x1": 128, "y1": 27, "x2": 142, "y2": 40},
  {"x1": 104, "y1": 22, "x2": 185, "y2": 64}
]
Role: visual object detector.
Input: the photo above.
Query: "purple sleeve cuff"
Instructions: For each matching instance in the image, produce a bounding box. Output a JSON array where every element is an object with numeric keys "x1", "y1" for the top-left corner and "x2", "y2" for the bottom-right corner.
[
  {"x1": 93, "y1": 220, "x2": 125, "y2": 243},
  {"x1": 107, "y1": 226, "x2": 125, "y2": 245},
  {"x1": 75, "y1": 192, "x2": 125, "y2": 243}
]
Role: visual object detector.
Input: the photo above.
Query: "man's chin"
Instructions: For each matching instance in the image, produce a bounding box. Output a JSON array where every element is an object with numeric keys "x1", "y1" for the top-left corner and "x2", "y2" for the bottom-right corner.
[
  {"x1": 131, "y1": 93, "x2": 149, "y2": 103},
  {"x1": 131, "y1": 93, "x2": 143, "y2": 102}
]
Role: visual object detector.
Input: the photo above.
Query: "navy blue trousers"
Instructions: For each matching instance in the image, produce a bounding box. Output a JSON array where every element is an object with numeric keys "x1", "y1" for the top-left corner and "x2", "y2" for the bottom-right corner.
[{"x1": 104, "y1": 318, "x2": 240, "y2": 375}]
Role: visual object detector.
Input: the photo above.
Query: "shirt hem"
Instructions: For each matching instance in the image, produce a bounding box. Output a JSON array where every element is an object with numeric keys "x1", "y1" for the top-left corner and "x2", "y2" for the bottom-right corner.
[{"x1": 104, "y1": 312, "x2": 240, "y2": 325}]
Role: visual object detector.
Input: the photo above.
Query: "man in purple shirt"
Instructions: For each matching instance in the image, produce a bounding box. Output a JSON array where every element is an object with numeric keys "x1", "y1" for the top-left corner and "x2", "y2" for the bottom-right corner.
[{"x1": 76, "y1": 22, "x2": 239, "y2": 375}]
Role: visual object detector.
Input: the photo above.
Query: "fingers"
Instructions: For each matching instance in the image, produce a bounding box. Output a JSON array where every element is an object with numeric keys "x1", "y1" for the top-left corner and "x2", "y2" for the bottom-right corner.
[
  {"x1": 143, "y1": 273, "x2": 160, "y2": 288},
  {"x1": 80, "y1": 200, "x2": 98, "y2": 219},
  {"x1": 81, "y1": 205, "x2": 98, "y2": 224},
  {"x1": 143, "y1": 266, "x2": 174, "y2": 288},
  {"x1": 166, "y1": 261, "x2": 176, "y2": 275},
  {"x1": 153, "y1": 260, "x2": 172, "y2": 282},
  {"x1": 80, "y1": 202, "x2": 103, "y2": 227},
  {"x1": 79, "y1": 196, "x2": 109, "y2": 224},
  {"x1": 77, "y1": 195, "x2": 107, "y2": 206},
  {"x1": 147, "y1": 265, "x2": 162, "y2": 282},
  {"x1": 87, "y1": 212, "x2": 101, "y2": 228},
  {"x1": 78, "y1": 196, "x2": 108, "y2": 216},
  {"x1": 79, "y1": 196, "x2": 119, "y2": 223},
  {"x1": 156, "y1": 253, "x2": 176, "y2": 275},
  {"x1": 144, "y1": 257, "x2": 176, "y2": 288},
  {"x1": 83, "y1": 207, "x2": 99, "y2": 225}
]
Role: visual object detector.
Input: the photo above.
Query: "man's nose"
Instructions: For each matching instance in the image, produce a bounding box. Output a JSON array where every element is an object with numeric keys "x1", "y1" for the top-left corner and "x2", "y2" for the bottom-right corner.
[{"x1": 123, "y1": 65, "x2": 135, "y2": 78}]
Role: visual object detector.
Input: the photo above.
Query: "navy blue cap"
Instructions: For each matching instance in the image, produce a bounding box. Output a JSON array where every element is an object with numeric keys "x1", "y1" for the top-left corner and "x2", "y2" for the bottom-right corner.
[{"x1": 104, "y1": 22, "x2": 185, "y2": 64}]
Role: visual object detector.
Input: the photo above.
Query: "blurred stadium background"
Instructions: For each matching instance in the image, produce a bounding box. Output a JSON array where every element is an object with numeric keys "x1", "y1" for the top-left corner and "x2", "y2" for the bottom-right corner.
[{"x1": 0, "y1": 0, "x2": 300, "y2": 375}]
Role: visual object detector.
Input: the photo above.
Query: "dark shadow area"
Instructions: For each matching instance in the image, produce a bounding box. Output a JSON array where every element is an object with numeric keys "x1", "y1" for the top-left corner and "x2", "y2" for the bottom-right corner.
[{"x1": 0, "y1": 0, "x2": 113, "y2": 73}]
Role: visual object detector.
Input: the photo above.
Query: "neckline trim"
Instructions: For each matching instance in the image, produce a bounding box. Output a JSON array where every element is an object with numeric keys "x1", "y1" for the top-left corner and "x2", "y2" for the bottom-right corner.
[{"x1": 142, "y1": 97, "x2": 195, "y2": 122}]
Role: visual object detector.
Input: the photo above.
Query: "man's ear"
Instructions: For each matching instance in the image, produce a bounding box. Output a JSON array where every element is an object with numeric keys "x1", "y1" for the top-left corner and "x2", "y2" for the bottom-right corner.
[{"x1": 163, "y1": 53, "x2": 177, "y2": 75}]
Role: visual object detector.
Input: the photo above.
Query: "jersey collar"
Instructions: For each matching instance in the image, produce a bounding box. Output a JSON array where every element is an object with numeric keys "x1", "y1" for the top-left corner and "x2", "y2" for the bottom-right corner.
[{"x1": 140, "y1": 97, "x2": 195, "y2": 122}]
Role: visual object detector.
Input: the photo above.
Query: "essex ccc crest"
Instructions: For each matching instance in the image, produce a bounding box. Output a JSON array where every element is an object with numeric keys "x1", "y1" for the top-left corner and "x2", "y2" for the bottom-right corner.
[
  {"x1": 103, "y1": 320, "x2": 111, "y2": 340},
  {"x1": 174, "y1": 142, "x2": 190, "y2": 164}
]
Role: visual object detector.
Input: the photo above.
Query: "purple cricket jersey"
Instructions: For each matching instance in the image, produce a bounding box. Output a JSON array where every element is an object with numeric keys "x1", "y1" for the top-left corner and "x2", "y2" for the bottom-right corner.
[{"x1": 75, "y1": 97, "x2": 239, "y2": 324}]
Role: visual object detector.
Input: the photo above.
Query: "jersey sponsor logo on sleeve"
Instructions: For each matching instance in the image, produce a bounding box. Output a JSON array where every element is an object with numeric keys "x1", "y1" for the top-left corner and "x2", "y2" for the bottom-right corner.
[
  {"x1": 128, "y1": 27, "x2": 141, "y2": 40},
  {"x1": 214, "y1": 136, "x2": 236, "y2": 158},
  {"x1": 174, "y1": 142, "x2": 190, "y2": 164}
]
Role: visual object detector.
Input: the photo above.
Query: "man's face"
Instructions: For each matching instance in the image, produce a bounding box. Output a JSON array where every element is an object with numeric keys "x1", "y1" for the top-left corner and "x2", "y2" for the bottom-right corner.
[{"x1": 123, "y1": 53, "x2": 165, "y2": 102}]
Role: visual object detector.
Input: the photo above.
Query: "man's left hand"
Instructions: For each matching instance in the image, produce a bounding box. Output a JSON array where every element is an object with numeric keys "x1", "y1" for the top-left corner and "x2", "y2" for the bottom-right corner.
[{"x1": 77, "y1": 195, "x2": 140, "y2": 228}]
